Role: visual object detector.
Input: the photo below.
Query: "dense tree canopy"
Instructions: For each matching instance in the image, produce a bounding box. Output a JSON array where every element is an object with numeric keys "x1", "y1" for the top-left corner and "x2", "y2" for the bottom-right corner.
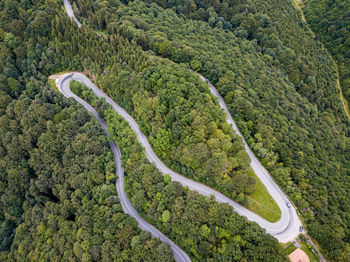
[
  {"x1": 0, "y1": 1, "x2": 173, "y2": 260},
  {"x1": 59, "y1": 17, "x2": 264, "y2": 211},
  {"x1": 0, "y1": 86, "x2": 173, "y2": 261},
  {"x1": 304, "y1": 0, "x2": 350, "y2": 113},
  {"x1": 104, "y1": 107, "x2": 287, "y2": 261},
  {"x1": 70, "y1": 69, "x2": 287, "y2": 261},
  {"x1": 69, "y1": 0, "x2": 350, "y2": 260},
  {"x1": 2, "y1": 0, "x2": 350, "y2": 260}
]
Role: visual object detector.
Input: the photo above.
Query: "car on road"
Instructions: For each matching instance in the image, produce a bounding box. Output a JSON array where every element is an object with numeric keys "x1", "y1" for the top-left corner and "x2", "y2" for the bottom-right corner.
[{"x1": 286, "y1": 202, "x2": 291, "y2": 208}]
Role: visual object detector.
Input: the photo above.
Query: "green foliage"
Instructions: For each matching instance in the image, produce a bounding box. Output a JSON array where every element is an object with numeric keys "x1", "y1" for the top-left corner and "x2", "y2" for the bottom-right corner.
[
  {"x1": 104, "y1": 108, "x2": 287, "y2": 261},
  {"x1": 70, "y1": 80, "x2": 95, "y2": 104},
  {"x1": 100, "y1": 61, "x2": 254, "y2": 195},
  {"x1": 1, "y1": 0, "x2": 349, "y2": 259},
  {"x1": 0, "y1": 1, "x2": 172, "y2": 260},
  {"x1": 70, "y1": 0, "x2": 350, "y2": 259},
  {"x1": 163, "y1": 174, "x2": 172, "y2": 184},
  {"x1": 0, "y1": 85, "x2": 173, "y2": 261},
  {"x1": 304, "y1": 0, "x2": 350, "y2": 111},
  {"x1": 161, "y1": 210, "x2": 171, "y2": 223},
  {"x1": 200, "y1": 224, "x2": 211, "y2": 238}
]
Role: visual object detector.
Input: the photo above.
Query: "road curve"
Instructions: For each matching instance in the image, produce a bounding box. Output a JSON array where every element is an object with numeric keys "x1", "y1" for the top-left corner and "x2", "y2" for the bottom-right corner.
[
  {"x1": 56, "y1": 74, "x2": 191, "y2": 262},
  {"x1": 200, "y1": 75, "x2": 302, "y2": 241},
  {"x1": 62, "y1": 0, "x2": 302, "y2": 243},
  {"x1": 64, "y1": 0, "x2": 82, "y2": 27},
  {"x1": 56, "y1": 71, "x2": 301, "y2": 244}
]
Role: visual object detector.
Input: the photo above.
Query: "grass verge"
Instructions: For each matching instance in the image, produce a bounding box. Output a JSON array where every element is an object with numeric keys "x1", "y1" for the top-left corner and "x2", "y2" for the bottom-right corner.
[
  {"x1": 48, "y1": 79, "x2": 58, "y2": 90},
  {"x1": 51, "y1": 71, "x2": 282, "y2": 223},
  {"x1": 299, "y1": 240, "x2": 320, "y2": 262},
  {"x1": 246, "y1": 168, "x2": 282, "y2": 222},
  {"x1": 48, "y1": 71, "x2": 74, "y2": 90},
  {"x1": 285, "y1": 244, "x2": 297, "y2": 254}
]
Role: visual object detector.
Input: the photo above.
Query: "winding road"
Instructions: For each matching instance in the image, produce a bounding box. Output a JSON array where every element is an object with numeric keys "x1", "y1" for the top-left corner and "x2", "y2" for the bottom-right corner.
[
  {"x1": 60, "y1": 1, "x2": 303, "y2": 260},
  {"x1": 64, "y1": 0, "x2": 81, "y2": 27},
  {"x1": 56, "y1": 72, "x2": 301, "y2": 239},
  {"x1": 56, "y1": 74, "x2": 191, "y2": 262}
]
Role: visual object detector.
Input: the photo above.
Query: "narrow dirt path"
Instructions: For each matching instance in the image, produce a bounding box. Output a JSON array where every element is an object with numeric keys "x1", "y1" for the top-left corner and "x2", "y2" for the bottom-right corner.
[
  {"x1": 332, "y1": 58, "x2": 350, "y2": 119},
  {"x1": 292, "y1": 0, "x2": 350, "y2": 120}
]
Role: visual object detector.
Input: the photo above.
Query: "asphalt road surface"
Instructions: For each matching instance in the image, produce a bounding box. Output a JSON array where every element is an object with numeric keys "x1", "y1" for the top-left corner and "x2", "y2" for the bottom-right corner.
[
  {"x1": 56, "y1": 72, "x2": 302, "y2": 242},
  {"x1": 64, "y1": 0, "x2": 82, "y2": 27},
  {"x1": 56, "y1": 74, "x2": 191, "y2": 262},
  {"x1": 60, "y1": 0, "x2": 304, "y2": 259}
]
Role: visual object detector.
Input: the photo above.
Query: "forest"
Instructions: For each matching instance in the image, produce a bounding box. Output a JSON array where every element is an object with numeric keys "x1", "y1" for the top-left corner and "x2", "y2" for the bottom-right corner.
[
  {"x1": 0, "y1": 1, "x2": 175, "y2": 259},
  {"x1": 1, "y1": 0, "x2": 350, "y2": 260},
  {"x1": 105, "y1": 106, "x2": 286, "y2": 261},
  {"x1": 69, "y1": 0, "x2": 350, "y2": 260},
  {"x1": 0, "y1": 0, "x2": 286, "y2": 260},
  {"x1": 304, "y1": 0, "x2": 350, "y2": 112},
  {"x1": 64, "y1": 17, "x2": 281, "y2": 222},
  {"x1": 0, "y1": 0, "x2": 171, "y2": 260},
  {"x1": 100, "y1": 61, "x2": 260, "y2": 203},
  {"x1": 0, "y1": 86, "x2": 173, "y2": 261},
  {"x1": 69, "y1": 81, "x2": 287, "y2": 261}
]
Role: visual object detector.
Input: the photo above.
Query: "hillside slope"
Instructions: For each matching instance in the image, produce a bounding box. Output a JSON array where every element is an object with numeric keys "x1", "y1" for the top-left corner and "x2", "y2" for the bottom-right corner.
[
  {"x1": 71, "y1": 0, "x2": 350, "y2": 260},
  {"x1": 304, "y1": 0, "x2": 350, "y2": 117}
]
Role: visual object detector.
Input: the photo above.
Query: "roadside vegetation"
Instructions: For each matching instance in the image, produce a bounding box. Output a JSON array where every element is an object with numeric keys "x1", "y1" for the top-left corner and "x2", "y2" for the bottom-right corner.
[
  {"x1": 0, "y1": 1, "x2": 172, "y2": 260},
  {"x1": 304, "y1": 0, "x2": 350, "y2": 115},
  {"x1": 297, "y1": 235, "x2": 320, "y2": 262},
  {"x1": 246, "y1": 170, "x2": 281, "y2": 222},
  {"x1": 0, "y1": 71, "x2": 172, "y2": 262},
  {"x1": 105, "y1": 103, "x2": 287, "y2": 261},
  {"x1": 299, "y1": 241, "x2": 319, "y2": 262},
  {"x1": 285, "y1": 243, "x2": 297, "y2": 255},
  {"x1": 1, "y1": 0, "x2": 350, "y2": 260},
  {"x1": 69, "y1": 79, "x2": 287, "y2": 260},
  {"x1": 48, "y1": 78, "x2": 57, "y2": 90},
  {"x1": 70, "y1": 0, "x2": 350, "y2": 259}
]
